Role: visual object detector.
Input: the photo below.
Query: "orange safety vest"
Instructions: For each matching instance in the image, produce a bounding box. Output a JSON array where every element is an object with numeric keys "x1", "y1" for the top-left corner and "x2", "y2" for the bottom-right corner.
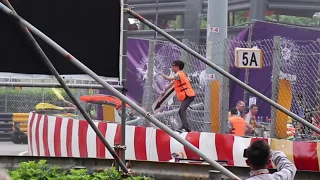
[
  {"x1": 229, "y1": 117, "x2": 246, "y2": 136},
  {"x1": 173, "y1": 71, "x2": 195, "y2": 102}
]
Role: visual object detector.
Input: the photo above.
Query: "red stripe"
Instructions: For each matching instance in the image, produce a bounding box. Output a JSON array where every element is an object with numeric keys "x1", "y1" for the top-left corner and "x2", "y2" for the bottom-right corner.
[
  {"x1": 78, "y1": 120, "x2": 89, "y2": 157},
  {"x1": 96, "y1": 122, "x2": 108, "y2": 158},
  {"x1": 66, "y1": 119, "x2": 74, "y2": 157},
  {"x1": 250, "y1": 138, "x2": 272, "y2": 168},
  {"x1": 293, "y1": 141, "x2": 319, "y2": 171},
  {"x1": 184, "y1": 132, "x2": 201, "y2": 160},
  {"x1": 155, "y1": 129, "x2": 171, "y2": 161},
  {"x1": 215, "y1": 134, "x2": 234, "y2": 166},
  {"x1": 54, "y1": 117, "x2": 62, "y2": 157},
  {"x1": 114, "y1": 124, "x2": 122, "y2": 158},
  {"x1": 28, "y1": 113, "x2": 36, "y2": 155},
  {"x1": 43, "y1": 115, "x2": 50, "y2": 156},
  {"x1": 134, "y1": 126, "x2": 147, "y2": 160},
  {"x1": 35, "y1": 114, "x2": 42, "y2": 156}
]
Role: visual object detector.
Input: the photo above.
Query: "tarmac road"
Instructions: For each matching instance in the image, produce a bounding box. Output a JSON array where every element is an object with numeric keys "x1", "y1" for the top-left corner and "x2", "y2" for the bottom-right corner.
[{"x1": 0, "y1": 142, "x2": 28, "y2": 156}]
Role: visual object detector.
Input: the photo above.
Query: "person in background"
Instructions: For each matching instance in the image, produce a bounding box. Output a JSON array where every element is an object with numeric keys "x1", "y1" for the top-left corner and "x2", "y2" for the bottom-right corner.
[
  {"x1": 244, "y1": 104, "x2": 262, "y2": 128},
  {"x1": 159, "y1": 60, "x2": 196, "y2": 132},
  {"x1": 228, "y1": 108, "x2": 253, "y2": 136},
  {"x1": 228, "y1": 101, "x2": 246, "y2": 118},
  {"x1": 245, "y1": 140, "x2": 296, "y2": 180}
]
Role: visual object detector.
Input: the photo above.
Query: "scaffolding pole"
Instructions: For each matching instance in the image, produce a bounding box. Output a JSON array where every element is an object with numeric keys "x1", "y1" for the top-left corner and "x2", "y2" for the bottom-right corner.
[
  {"x1": 0, "y1": 0, "x2": 130, "y2": 175},
  {"x1": 0, "y1": 2, "x2": 241, "y2": 180}
]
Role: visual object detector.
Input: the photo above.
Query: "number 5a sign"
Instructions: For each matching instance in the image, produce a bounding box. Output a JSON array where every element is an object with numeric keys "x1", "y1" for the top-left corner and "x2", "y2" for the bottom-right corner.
[{"x1": 235, "y1": 48, "x2": 263, "y2": 69}]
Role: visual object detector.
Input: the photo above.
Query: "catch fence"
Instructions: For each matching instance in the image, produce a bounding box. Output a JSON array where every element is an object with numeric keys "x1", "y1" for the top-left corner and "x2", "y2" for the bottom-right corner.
[{"x1": 138, "y1": 37, "x2": 320, "y2": 141}]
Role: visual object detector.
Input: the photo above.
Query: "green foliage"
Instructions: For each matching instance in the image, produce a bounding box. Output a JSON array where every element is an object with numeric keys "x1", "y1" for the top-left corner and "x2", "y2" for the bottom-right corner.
[{"x1": 9, "y1": 160, "x2": 153, "y2": 180}]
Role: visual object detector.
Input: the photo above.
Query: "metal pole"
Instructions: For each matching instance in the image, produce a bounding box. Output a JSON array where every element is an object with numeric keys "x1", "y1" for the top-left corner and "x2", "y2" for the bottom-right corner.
[
  {"x1": 125, "y1": 9, "x2": 320, "y2": 134},
  {"x1": 270, "y1": 36, "x2": 281, "y2": 138},
  {"x1": 0, "y1": 4, "x2": 241, "y2": 179},
  {"x1": 142, "y1": 40, "x2": 155, "y2": 126},
  {"x1": 0, "y1": 1, "x2": 130, "y2": 174},
  {"x1": 0, "y1": 82, "x2": 122, "y2": 89},
  {"x1": 120, "y1": 0, "x2": 128, "y2": 164},
  {"x1": 205, "y1": 0, "x2": 228, "y2": 133},
  {"x1": 243, "y1": 22, "x2": 254, "y2": 112}
]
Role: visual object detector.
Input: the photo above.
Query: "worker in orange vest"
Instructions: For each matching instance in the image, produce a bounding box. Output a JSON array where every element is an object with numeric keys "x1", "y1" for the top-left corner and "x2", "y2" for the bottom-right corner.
[
  {"x1": 159, "y1": 60, "x2": 196, "y2": 132},
  {"x1": 228, "y1": 107, "x2": 254, "y2": 136}
]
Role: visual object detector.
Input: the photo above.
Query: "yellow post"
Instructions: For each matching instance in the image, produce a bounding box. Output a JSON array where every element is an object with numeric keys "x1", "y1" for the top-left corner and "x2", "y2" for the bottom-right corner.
[
  {"x1": 210, "y1": 80, "x2": 220, "y2": 133},
  {"x1": 275, "y1": 79, "x2": 292, "y2": 139}
]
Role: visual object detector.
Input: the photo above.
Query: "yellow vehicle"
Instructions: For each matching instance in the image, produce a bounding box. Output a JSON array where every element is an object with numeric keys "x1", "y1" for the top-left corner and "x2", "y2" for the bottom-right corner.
[{"x1": 12, "y1": 88, "x2": 77, "y2": 144}]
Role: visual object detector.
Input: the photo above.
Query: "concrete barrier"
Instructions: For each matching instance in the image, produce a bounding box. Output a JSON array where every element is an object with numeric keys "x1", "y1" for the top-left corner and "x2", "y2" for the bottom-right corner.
[{"x1": 28, "y1": 112, "x2": 320, "y2": 172}]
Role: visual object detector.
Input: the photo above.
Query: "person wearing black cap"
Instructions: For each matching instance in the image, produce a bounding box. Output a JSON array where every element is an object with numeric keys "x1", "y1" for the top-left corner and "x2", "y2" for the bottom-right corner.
[{"x1": 159, "y1": 60, "x2": 196, "y2": 132}]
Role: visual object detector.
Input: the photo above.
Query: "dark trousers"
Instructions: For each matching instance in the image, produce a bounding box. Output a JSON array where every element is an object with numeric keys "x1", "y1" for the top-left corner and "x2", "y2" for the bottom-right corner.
[{"x1": 178, "y1": 96, "x2": 195, "y2": 131}]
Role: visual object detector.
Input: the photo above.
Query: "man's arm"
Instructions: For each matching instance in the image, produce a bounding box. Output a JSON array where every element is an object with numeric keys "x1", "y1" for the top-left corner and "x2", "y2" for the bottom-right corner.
[
  {"x1": 159, "y1": 72, "x2": 178, "y2": 81},
  {"x1": 227, "y1": 120, "x2": 233, "y2": 134},
  {"x1": 271, "y1": 151, "x2": 297, "y2": 180},
  {"x1": 245, "y1": 122, "x2": 254, "y2": 134}
]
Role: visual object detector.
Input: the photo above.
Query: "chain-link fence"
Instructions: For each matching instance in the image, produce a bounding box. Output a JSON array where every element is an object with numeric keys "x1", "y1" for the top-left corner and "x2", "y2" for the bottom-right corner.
[
  {"x1": 0, "y1": 78, "x2": 99, "y2": 118},
  {"x1": 138, "y1": 36, "x2": 320, "y2": 141}
]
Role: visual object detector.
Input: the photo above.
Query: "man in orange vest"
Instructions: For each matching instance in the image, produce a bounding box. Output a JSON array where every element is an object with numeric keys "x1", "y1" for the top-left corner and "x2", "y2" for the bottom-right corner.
[
  {"x1": 228, "y1": 108, "x2": 253, "y2": 136},
  {"x1": 159, "y1": 60, "x2": 196, "y2": 132}
]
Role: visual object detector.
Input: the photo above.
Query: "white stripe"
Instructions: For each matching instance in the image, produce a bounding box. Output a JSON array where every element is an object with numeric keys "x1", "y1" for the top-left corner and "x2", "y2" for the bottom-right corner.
[
  {"x1": 18, "y1": 151, "x2": 29, "y2": 156},
  {"x1": 125, "y1": 125, "x2": 136, "y2": 160},
  {"x1": 27, "y1": 112, "x2": 33, "y2": 154},
  {"x1": 71, "y1": 120, "x2": 80, "y2": 157},
  {"x1": 86, "y1": 122, "x2": 99, "y2": 158},
  {"x1": 170, "y1": 132, "x2": 187, "y2": 159},
  {"x1": 38, "y1": 115, "x2": 45, "y2": 156},
  {"x1": 233, "y1": 136, "x2": 251, "y2": 167},
  {"x1": 60, "y1": 118, "x2": 69, "y2": 157},
  {"x1": 147, "y1": 128, "x2": 158, "y2": 161},
  {"x1": 105, "y1": 123, "x2": 117, "y2": 158},
  {"x1": 31, "y1": 114, "x2": 38, "y2": 156},
  {"x1": 199, "y1": 132, "x2": 218, "y2": 161},
  {"x1": 145, "y1": 127, "x2": 154, "y2": 161},
  {"x1": 47, "y1": 116, "x2": 56, "y2": 156}
]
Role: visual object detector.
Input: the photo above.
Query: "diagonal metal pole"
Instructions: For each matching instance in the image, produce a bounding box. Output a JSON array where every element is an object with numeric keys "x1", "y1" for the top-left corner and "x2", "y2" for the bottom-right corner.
[
  {"x1": 0, "y1": 1, "x2": 130, "y2": 175},
  {"x1": 0, "y1": 3, "x2": 241, "y2": 180},
  {"x1": 126, "y1": 9, "x2": 320, "y2": 135}
]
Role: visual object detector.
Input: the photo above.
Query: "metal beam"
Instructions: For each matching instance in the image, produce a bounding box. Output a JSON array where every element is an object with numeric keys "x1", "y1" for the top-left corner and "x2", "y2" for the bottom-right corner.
[
  {"x1": 0, "y1": 156, "x2": 318, "y2": 180},
  {"x1": 127, "y1": 26, "x2": 247, "y2": 43},
  {"x1": 0, "y1": 82, "x2": 123, "y2": 90}
]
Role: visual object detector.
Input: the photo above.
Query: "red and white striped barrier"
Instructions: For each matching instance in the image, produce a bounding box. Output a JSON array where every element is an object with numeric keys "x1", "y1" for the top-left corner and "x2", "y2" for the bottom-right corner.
[{"x1": 28, "y1": 113, "x2": 320, "y2": 171}]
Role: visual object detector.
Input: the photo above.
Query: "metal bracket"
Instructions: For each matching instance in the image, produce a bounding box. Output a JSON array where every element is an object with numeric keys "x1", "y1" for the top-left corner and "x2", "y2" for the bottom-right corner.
[
  {"x1": 123, "y1": 7, "x2": 133, "y2": 12},
  {"x1": 114, "y1": 144, "x2": 127, "y2": 150}
]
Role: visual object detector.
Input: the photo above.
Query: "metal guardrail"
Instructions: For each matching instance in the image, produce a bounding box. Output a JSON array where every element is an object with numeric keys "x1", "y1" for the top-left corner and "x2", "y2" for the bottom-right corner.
[
  {"x1": 129, "y1": 0, "x2": 320, "y2": 17},
  {"x1": 127, "y1": 26, "x2": 246, "y2": 42},
  {"x1": 0, "y1": 113, "x2": 13, "y2": 141},
  {"x1": 0, "y1": 155, "x2": 318, "y2": 180}
]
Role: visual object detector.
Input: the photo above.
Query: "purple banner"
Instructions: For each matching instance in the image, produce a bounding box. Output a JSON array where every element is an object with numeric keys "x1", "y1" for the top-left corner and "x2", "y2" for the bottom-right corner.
[{"x1": 230, "y1": 21, "x2": 320, "y2": 118}]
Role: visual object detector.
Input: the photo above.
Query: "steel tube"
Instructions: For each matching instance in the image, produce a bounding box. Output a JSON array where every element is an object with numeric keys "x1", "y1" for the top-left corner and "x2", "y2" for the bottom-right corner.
[
  {"x1": 0, "y1": 3, "x2": 240, "y2": 180},
  {"x1": 126, "y1": 9, "x2": 320, "y2": 135},
  {"x1": 0, "y1": 2, "x2": 129, "y2": 174},
  {"x1": 0, "y1": 82, "x2": 122, "y2": 89}
]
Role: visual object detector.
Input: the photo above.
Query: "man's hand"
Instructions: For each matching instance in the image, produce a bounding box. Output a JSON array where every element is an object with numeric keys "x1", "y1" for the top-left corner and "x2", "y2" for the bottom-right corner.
[
  {"x1": 158, "y1": 72, "x2": 165, "y2": 77},
  {"x1": 160, "y1": 89, "x2": 166, "y2": 97}
]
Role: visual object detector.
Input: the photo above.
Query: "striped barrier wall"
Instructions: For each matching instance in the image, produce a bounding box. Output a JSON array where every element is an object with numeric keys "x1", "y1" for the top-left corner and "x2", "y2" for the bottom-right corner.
[{"x1": 28, "y1": 112, "x2": 320, "y2": 172}]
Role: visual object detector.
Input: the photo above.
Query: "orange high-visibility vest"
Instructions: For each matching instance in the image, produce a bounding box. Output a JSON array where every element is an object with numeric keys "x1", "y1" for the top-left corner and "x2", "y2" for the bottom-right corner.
[
  {"x1": 229, "y1": 117, "x2": 246, "y2": 136},
  {"x1": 173, "y1": 71, "x2": 195, "y2": 102}
]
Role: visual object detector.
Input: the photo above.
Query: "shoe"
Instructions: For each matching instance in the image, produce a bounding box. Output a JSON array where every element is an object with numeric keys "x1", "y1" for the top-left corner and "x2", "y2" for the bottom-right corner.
[{"x1": 176, "y1": 129, "x2": 187, "y2": 133}]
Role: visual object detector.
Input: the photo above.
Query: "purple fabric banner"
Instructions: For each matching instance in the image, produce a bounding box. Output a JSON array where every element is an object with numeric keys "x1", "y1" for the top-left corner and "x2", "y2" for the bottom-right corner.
[{"x1": 230, "y1": 21, "x2": 320, "y2": 119}]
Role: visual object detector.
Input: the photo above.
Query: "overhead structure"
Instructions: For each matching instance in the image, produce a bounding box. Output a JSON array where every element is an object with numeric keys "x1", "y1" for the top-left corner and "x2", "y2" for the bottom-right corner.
[{"x1": 128, "y1": 0, "x2": 320, "y2": 44}]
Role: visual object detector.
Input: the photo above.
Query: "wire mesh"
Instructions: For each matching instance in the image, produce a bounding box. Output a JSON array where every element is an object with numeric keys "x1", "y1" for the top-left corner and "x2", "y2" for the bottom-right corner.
[
  {"x1": 272, "y1": 39, "x2": 320, "y2": 141},
  {"x1": 137, "y1": 37, "x2": 320, "y2": 140},
  {"x1": 0, "y1": 78, "x2": 99, "y2": 118}
]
